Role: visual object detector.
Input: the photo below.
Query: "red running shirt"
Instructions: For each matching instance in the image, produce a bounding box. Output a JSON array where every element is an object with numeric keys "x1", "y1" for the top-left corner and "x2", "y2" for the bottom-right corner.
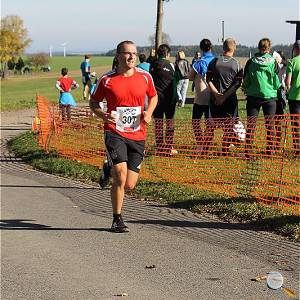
[
  {"x1": 91, "y1": 68, "x2": 157, "y2": 141},
  {"x1": 56, "y1": 77, "x2": 77, "y2": 92}
]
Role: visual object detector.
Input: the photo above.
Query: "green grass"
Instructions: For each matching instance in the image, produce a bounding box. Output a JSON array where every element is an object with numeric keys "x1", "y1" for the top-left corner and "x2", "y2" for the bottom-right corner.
[
  {"x1": 8, "y1": 131, "x2": 100, "y2": 183},
  {"x1": 8, "y1": 131, "x2": 300, "y2": 242},
  {"x1": 1, "y1": 56, "x2": 114, "y2": 111},
  {"x1": 134, "y1": 180, "x2": 300, "y2": 241},
  {"x1": 1, "y1": 76, "x2": 83, "y2": 110},
  {"x1": 48, "y1": 56, "x2": 114, "y2": 73}
]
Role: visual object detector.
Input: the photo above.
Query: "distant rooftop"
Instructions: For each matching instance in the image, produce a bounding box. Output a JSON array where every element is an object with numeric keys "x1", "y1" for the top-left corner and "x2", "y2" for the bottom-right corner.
[
  {"x1": 286, "y1": 20, "x2": 300, "y2": 41},
  {"x1": 286, "y1": 20, "x2": 300, "y2": 24}
]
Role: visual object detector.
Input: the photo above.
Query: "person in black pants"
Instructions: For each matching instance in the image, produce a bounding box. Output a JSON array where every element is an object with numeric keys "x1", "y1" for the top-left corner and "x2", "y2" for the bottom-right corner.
[
  {"x1": 150, "y1": 44, "x2": 177, "y2": 155},
  {"x1": 206, "y1": 38, "x2": 243, "y2": 155},
  {"x1": 285, "y1": 40, "x2": 300, "y2": 157},
  {"x1": 243, "y1": 38, "x2": 281, "y2": 157},
  {"x1": 189, "y1": 39, "x2": 215, "y2": 153}
]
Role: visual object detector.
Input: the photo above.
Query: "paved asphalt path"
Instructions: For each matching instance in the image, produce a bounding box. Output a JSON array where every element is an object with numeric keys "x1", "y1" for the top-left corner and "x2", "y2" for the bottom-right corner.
[{"x1": 1, "y1": 109, "x2": 299, "y2": 300}]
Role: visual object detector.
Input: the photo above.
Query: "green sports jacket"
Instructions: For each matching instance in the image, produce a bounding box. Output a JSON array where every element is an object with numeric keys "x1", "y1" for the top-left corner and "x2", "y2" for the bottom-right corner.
[{"x1": 243, "y1": 53, "x2": 281, "y2": 99}]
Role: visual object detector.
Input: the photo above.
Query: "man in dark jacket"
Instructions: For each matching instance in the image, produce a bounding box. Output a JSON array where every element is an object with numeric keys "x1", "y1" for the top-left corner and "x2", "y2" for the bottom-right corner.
[{"x1": 150, "y1": 44, "x2": 177, "y2": 155}]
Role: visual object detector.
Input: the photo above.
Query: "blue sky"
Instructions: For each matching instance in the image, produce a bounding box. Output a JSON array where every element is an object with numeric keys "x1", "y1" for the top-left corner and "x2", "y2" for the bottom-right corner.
[{"x1": 2, "y1": 0, "x2": 300, "y2": 53}]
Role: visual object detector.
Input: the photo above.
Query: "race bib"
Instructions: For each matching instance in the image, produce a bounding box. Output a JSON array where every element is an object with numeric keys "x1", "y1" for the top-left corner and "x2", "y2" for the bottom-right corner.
[{"x1": 116, "y1": 106, "x2": 141, "y2": 132}]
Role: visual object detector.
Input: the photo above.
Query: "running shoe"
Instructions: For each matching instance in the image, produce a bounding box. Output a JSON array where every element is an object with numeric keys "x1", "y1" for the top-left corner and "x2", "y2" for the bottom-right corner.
[
  {"x1": 99, "y1": 161, "x2": 111, "y2": 189},
  {"x1": 111, "y1": 216, "x2": 129, "y2": 233}
]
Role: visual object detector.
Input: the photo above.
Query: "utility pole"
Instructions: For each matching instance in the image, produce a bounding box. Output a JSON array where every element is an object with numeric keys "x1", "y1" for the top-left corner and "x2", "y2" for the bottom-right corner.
[
  {"x1": 155, "y1": 0, "x2": 164, "y2": 52},
  {"x1": 222, "y1": 20, "x2": 225, "y2": 43}
]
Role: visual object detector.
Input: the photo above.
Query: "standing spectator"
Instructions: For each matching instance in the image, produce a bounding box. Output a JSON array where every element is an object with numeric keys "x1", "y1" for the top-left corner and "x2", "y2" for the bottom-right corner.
[
  {"x1": 137, "y1": 53, "x2": 150, "y2": 72},
  {"x1": 285, "y1": 40, "x2": 300, "y2": 157},
  {"x1": 206, "y1": 38, "x2": 243, "y2": 155},
  {"x1": 191, "y1": 51, "x2": 201, "y2": 92},
  {"x1": 175, "y1": 50, "x2": 190, "y2": 107},
  {"x1": 80, "y1": 55, "x2": 92, "y2": 100},
  {"x1": 273, "y1": 50, "x2": 287, "y2": 150},
  {"x1": 137, "y1": 53, "x2": 151, "y2": 110},
  {"x1": 146, "y1": 48, "x2": 156, "y2": 66},
  {"x1": 90, "y1": 40, "x2": 157, "y2": 233},
  {"x1": 112, "y1": 56, "x2": 118, "y2": 70},
  {"x1": 188, "y1": 39, "x2": 215, "y2": 153},
  {"x1": 55, "y1": 68, "x2": 79, "y2": 121},
  {"x1": 150, "y1": 44, "x2": 177, "y2": 155},
  {"x1": 192, "y1": 51, "x2": 201, "y2": 65},
  {"x1": 243, "y1": 38, "x2": 281, "y2": 158}
]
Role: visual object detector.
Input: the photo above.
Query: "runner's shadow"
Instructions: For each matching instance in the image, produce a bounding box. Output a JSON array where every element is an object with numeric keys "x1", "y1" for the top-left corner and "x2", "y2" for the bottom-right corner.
[
  {"x1": 0, "y1": 219, "x2": 51, "y2": 229},
  {"x1": 0, "y1": 219, "x2": 110, "y2": 232},
  {"x1": 1, "y1": 185, "x2": 98, "y2": 190}
]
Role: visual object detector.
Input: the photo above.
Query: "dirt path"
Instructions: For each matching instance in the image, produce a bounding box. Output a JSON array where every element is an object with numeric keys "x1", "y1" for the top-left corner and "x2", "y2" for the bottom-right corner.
[{"x1": 1, "y1": 108, "x2": 35, "y2": 146}]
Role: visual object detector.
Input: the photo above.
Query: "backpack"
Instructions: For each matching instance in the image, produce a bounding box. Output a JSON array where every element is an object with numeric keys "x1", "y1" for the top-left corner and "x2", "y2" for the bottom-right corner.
[{"x1": 176, "y1": 59, "x2": 190, "y2": 79}]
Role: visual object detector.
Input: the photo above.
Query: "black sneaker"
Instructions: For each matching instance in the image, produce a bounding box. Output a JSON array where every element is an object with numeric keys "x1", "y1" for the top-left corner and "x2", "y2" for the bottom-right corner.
[
  {"x1": 99, "y1": 161, "x2": 111, "y2": 189},
  {"x1": 111, "y1": 216, "x2": 129, "y2": 233}
]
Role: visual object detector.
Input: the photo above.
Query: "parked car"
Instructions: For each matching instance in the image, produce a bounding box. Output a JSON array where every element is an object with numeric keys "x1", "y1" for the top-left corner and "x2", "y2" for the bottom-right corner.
[{"x1": 41, "y1": 66, "x2": 51, "y2": 72}]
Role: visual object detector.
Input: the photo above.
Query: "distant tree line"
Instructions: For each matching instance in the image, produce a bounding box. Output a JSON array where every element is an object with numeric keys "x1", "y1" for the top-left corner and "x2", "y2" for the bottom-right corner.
[
  {"x1": 6, "y1": 53, "x2": 50, "y2": 74},
  {"x1": 104, "y1": 43, "x2": 294, "y2": 59}
]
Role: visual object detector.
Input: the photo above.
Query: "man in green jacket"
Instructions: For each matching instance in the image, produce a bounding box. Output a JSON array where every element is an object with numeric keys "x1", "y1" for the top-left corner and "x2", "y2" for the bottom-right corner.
[
  {"x1": 243, "y1": 38, "x2": 281, "y2": 157},
  {"x1": 286, "y1": 40, "x2": 300, "y2": 157}
]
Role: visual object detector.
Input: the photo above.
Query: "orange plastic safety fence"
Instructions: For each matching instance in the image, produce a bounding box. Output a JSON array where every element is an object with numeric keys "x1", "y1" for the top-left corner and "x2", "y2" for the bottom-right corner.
[
  {"x1": 35, "y1": 96, "x2": 300, "y2": 214},
  {"x1": 35, "y1": 95, "x2": 55, "y2": 150}
]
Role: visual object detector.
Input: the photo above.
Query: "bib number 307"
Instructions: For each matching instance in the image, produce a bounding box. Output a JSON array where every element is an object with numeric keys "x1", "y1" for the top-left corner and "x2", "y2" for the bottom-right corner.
[{"x1": 116, "y1": 106, "x2": 141, "y2": 133}]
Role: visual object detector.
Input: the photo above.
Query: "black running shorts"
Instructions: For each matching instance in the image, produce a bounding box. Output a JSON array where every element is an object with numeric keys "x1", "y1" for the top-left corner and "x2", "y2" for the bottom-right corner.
[{"x1": 105, "y1": 131, "x2": 145, "y2": 173}]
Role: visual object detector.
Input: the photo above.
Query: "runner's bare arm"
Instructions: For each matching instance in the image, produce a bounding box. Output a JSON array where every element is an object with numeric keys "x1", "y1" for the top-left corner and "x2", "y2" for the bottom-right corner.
[
  {"x1": 55, "y1": 81, "x2": 64, "y2": 92},
  {"x1": 89, "y1": 99, "x2": 116, "y2": 123},
  {"x1": 143, "y1": 94, "x2": 158, "y2": 124}
]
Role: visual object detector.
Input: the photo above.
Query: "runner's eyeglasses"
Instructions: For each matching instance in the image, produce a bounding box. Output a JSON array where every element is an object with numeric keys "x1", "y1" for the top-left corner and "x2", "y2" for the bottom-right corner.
[{"x1": 118, "y1": 52, "x2": 138, "y2": 56}]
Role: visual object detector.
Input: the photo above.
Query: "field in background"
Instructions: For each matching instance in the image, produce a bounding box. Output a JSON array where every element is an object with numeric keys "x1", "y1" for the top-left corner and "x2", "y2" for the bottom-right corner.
[
  {"x1": 2, "y1": 55, "x2": 248, "y2": 112},
  {"x1": 48, "y1": 56, "x2": 114, "y2": 73},
  {"x1": 1, "y1": 56, "x2": 114, "y2": 111}
]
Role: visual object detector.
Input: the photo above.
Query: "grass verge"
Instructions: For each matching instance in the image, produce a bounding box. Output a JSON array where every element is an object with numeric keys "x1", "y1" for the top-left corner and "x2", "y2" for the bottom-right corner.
[{"x1": 8, "y1": 131, "x2": 300, "y2": 242}]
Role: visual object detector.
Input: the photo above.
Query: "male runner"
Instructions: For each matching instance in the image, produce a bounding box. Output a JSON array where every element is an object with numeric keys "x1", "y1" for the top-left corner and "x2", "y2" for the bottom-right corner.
[{"x1": 90, "y1": 40, "x2": 157, "y2": 233}]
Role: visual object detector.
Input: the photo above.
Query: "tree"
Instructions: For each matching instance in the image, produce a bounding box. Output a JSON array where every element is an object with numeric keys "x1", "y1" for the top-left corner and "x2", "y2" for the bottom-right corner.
[
  {"x1": 28, "y1": 53, "x2": 49, "y2": 70},
  {"x1": 15, "y1": 57, "x2": 25, "y2": 73},
  {"x1": 7, "y1": 59, "x2": 15, "y2": 70},
  {"x1": 0, "y1": 15, "x2": 32, "y2": 77},
  {"x1": 149, "y1": 32, "x2": 172, "y2": 47}
]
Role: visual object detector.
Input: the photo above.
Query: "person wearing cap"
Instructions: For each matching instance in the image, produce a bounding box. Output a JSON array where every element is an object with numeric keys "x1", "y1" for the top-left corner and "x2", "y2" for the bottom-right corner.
[{"x1": 286, "y1": 40, "x2": 300, "y2": 157}]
